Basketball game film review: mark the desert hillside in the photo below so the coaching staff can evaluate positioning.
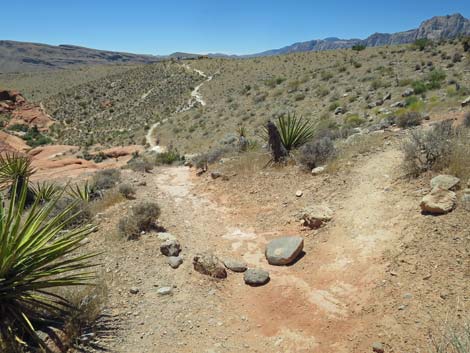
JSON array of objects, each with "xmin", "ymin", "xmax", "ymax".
[{"xmin": 0, "ymin": 33, "xmax": 469, "ymax": 353}]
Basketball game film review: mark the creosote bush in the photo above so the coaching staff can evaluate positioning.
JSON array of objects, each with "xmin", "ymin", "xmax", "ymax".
[
  {"xmin": 118, "ymin": 201, "xmax": 161, "ymax": 240},
  {"xmin": 396, "ymin": 112, "xmax": 423, "ymax": 128},
  {"xmin": 92, "ymin": 169, "xmax": 121, "ymax": 190},
  {"xmin": 298, "ymin": 137, "xmax": 336, "ymax": 170},
  {"xmin": 118, "ymin": 183, "xmax": 136, "ymax": 199},
  {"xmin": 402, "ymin": 121, "xmax": 453, "ymax": 176}
]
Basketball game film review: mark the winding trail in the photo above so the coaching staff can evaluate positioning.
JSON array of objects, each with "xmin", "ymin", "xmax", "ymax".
[{"xmin": 145, "ymin": 64, "xmax": 213, "ymax": 152}]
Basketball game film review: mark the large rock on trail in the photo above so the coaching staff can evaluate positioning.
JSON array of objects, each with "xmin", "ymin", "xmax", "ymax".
[
  {"xmin": 420, "ymin": 187, "xmax": 457, "ymax": 214},
  {"xmin": 193, "ymin": 252, "xmax": 227, "ymax": 279},
  {"xmin": 299, "ymin": 205, "xmax": 333, "ymax": 229},
  {"xmin": 430, "ymin": 175, "xmax": 460, "ymax": 191},
  {"xmin": 244, "ymin": 269, "xmax": 270, "ymax": 286},
  {"xmin": 265, "ymin": 236, "xmax": 304, "ymax": 265}
]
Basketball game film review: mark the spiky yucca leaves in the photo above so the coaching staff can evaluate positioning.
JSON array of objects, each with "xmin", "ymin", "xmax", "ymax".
[
  {"xmin": 0, "ymin": 181, "xmax": 97, "ymax": 352},
  {"xmin": 0, "ymin": 154, "xmax": 35, "ymax": 189},
  {"xmin": 275, "ymin": 113, "xmax": 315, "ymax": 151},
  {"xmin": 66, "ymin": 182, "xmax": 92, "ymax": 202},
  {"xmin": 31, "ymin": 182, "xmax": 61, "ymax": 203}
]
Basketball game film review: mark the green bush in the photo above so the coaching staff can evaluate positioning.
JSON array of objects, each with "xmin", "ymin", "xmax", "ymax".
[
  {"xmin": 352, "ymin": 44, "xmax": 366, "ymax": 51},
  {"xmin": 344, "ymin": 114, "xmax": 366, "ymax": 128},
  {"xmin": 413, "ymin": 38, "xmax": 432, "ymax": 51},
  {"xmin": 412, "ymin": 81, "xmax": 427, "ymax": 94},
  {"xmin": 154, "ymin": 149, "xmax": 184, "ymax": 165}
]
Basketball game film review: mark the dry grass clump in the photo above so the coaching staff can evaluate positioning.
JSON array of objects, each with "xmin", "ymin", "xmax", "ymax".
[
  {"xmin": 88, "ymin": 189, "xmax": 125, "ymax": 215},
  {"xmin": 118, "ymin": 201, "xmax": 161, "ymax": 240},
  {"xmin": 428, "ymin": 316, "xmax": 470, "ymax": 353},
  {"xmin": 396, "ymin": 111, "xmax": 423, "ymax": 128}
]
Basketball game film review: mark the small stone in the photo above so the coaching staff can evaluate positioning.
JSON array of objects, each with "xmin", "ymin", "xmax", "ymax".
[
  {"xmin": 168, "ymin": 256, "xmax": 183, "ymax": 269},
  {"xmin": 372, "ymin": 342, "xmax": 384, "ymax": 353},
  {"xmin": 211, "ymin": 171, "xmax": 222, "ymax": 179},
  {"xmin": 129, "ymin": 287, "xmax": 139, "ymax": 294},
  {"xmin": 311, "ymin": 166, "xmax": 326, "ymax": 175},
  {"xmin": 196, "ymin": 168, "xmax": 206, "ymax": 176},
  {"xmin": 157, "ymin": 287, "xmax": 173, "ymax": 295},
  {"xmin": 193, "ymin": 252, "xmax": 227, "ymax": 279},
  {"xmin": 223, "ymin": 259, "xmax": 247, "ymax": 272},
  {"xmin": 244, "ymin": 269, "xmax": 270, "ymax": 286},
  {"xmin": 160, "ymin": 239, "xmax": 181, "ymax": 257},
  {"xmin": 398, "ymin": 304, "xmax": 406, "ymax": 310},
  {"xmin": 295, "ymin": 190, "xmax": 303, "ymax": 197},
  {"xmin": 157, "ymin": 232, "xmax": 176, "ymax": 241},
  {"xmin": 265, "ymin": 236, "xmax": 304, "ymax": 266}
]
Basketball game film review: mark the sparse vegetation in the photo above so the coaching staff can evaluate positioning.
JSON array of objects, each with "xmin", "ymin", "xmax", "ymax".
[
  {"xmin": 92, "ymin": 169, "xmax": 121, "ymax": 190},
  {"xmin": 118, "ymin": 201, "xmax": 161, "ymax": 239},
  {"xmin": 298, "ymin": 137, "xmax": 336, "ymax": 169}
]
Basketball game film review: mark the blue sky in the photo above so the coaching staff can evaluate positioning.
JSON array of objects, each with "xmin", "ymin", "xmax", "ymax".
[{"xmin": 3, "ymin": 1, "xmax": 470, "ymax": 55}]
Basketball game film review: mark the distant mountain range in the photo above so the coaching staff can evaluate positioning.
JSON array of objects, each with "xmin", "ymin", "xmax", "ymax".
[
  {"xmin": 0, "ymin": 41, "xmax": 162, "ymax": 73},
  {"xmin": 1, "ymin": 13, "xmax": 469, "ymax": 73},
  {"xmin": 250, "ymin": 13, "xmax": 470, "ymax": 56}
]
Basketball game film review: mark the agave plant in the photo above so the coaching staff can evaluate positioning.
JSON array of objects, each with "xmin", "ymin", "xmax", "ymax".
[
  {"xmin": 0, "ymin": 181, "xmax": 97, "ymax": 351},
  {"xmin": 0, "ymin": 154, "xmax": 36, "ymax": 201},
  {"xmin": 275, "ymin": 112, "xmax": 315, "ymax": 151}
]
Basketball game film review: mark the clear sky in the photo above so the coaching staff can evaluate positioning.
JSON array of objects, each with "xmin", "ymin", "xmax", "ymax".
[{"xmin": 3, "ymin": 1, "xmax": 470, "ymax": 55}]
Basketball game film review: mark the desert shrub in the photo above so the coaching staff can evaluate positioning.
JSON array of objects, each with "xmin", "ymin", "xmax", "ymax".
[
  {"xmin": 127, "ymin": 158, "xmax": 153, "ymax": 173},
  {"xmin": 352, "ymin": 44, "xmax": 366, "ymax": 51},
  {"xmin": 252, "ymin": 92, "xmax": 268, "ymax": 103},
  {"xmin": 396, "ymin": 112, "xmax": 423, "ymax": 128},
  {"xmin": 462, "ymin": 36, "xmax": 470, "ymax": 52},
  {"xmin": 429, "ymin": 319, "xmax": 470, "ymax": 353},
  {"xmin": 401, "ymin": 120, "xmax": 455, "ymax": 176},
  {"xmin": 452, "ymin": 52, "xmax": 463, "ymax": 63},
  {"xmin": 51, "ymin": 197, "xmax": 93, "ymax": 227},
  {"xmin": 298, "ymin": 137, "xmax": 336, "ymax": 169},
  {"xmin": 413, "ymin": 38, "xmax": 432, "ymax": 51},
  {"xmin": 118, "ymin": 183, "xmax": 136, "ymax": 199},
  {"xmin": 193, "ymin": 146, "xmax": 233, "ymax": 169},
  {"xmin": 427, "ymin": 69, "xmax": 446, "ymax": 90},
  {"xmin": 154, "ymin": 149, "xmax": 184, "ymax": 165},
  {"xmin": 344, "ymin": 114, "xmax": 366, "ymax": 128},
  {"xmin": 92, "ymin": 169, "xmax": 121, "ymax": 190},
  {"xmin": 412, "ymin": 80, "xmax": 427, "ymax": 94},
  {"xmin": 118, "ymin": 201, "xmax": 160, "ymax": 239}
]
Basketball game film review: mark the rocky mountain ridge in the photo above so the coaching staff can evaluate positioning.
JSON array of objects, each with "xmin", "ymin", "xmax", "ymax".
[{"xmin": 252, "ymin": 13, "xmax": 470, "ymax": 56}]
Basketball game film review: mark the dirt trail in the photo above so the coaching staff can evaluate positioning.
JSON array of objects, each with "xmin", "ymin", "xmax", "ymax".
[
  {"xmin": 145, "ymin": 64, "xmax": 212, "ymax": 152},
  {"xmin": 94, "ymin": 143, "xmax": 419, "ymax": 353}
]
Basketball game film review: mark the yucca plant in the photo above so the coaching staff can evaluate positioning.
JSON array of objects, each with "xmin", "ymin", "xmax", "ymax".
[
  {"xmin": 275, "ymin": 112, "xmax": 315, "ymax": 151},
  {"xmin": 66, "ymin": 182, "xmax": 92, "ymax": 202},
  {"xmin": 0, "ymin": 181, "xmax": 97, "ymax": 352},
  {"xmin": 31, "ymin": 182, "xmax": 61, "ymax": 203},
  {"xmin": 0, "ymin": 154, "xmax": 36, "ymax": 203}
]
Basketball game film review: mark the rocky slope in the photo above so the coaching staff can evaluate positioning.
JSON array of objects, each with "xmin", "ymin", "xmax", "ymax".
[
  {"xmin": 253, "ymin": 13, "xmax": 470, "ymax": 56},
  {"xmin": 0, "ymin": 40, "xmax": 161, "ymax": 73}
]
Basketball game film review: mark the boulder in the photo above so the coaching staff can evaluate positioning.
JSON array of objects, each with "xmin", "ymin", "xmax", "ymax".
[
  {"xmin": 391, "ymin": 101, "xmax": 405, "ymax": 108},
  {"xmin": 299, "ymin": 205, "xmax": 333, "ymax": 229},
  {"xmin": 334, "ymin": 107, "xmax": 345, "ymax": 115},
  {"xmin": 244, "ymin": 269, "xmax": 270, "ymax": 286},
  {"xmin": 420, "ymin": 187, "xmax": 456, "ymax": 214},
  {"xmin": 160, "ymin": 239, "xmax": 181, "ymax": 257},
  {"xmin": 265, "ymin": 236, "xmax": 304, "ymax": 266},
  {"xmin": 402, "ymin": 88, "xmax": 414, "ymax": 97},
  {"xmin": 193, "ymin": 252, "xmax": 227, "ymax": 279},
  {"xmin": 383, "ymin": 92, "xmax": 392, "ymax": 101},
  {"xmin": 461, "ymin": 96, "xmax": 470, "ymax": 107},
  {"xmin": 430, "ymin": 175, "xmax": 460, "ymax": 190},
  {"xmin": 223, "ymin": 259, "xmax": 247, "ymax": 273}
]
